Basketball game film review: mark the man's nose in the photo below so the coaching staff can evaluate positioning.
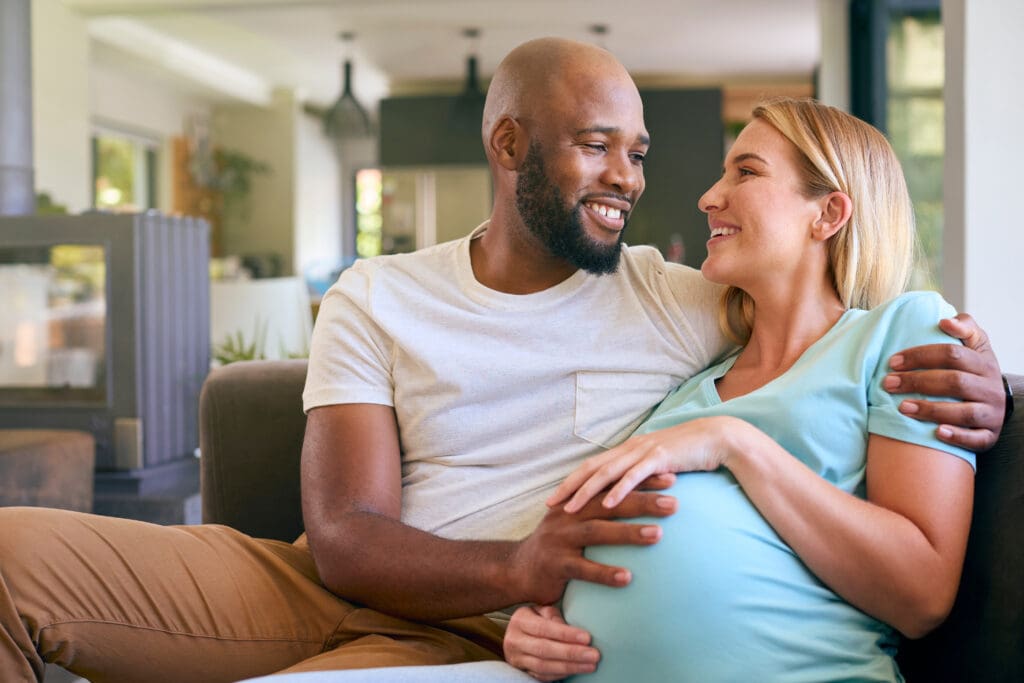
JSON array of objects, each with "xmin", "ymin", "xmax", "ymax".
[{"xmin": 601, "ymin": 151, "xmax": 642, "ymax": 195}]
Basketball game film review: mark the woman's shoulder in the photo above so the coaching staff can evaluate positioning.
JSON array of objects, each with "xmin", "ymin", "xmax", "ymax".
[
  {"xmin": 858, "ymin": 290, "xmax": 958, "ymax": 332},
  {"xmin": 875, "ymin": 290, "xmax": 955, "ymax": 316}
]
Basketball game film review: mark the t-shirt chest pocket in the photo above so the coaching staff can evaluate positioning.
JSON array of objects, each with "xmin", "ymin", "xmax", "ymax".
[{"xmin": 574, "ymin": 371, "xmax": 678, "ymax": 449}]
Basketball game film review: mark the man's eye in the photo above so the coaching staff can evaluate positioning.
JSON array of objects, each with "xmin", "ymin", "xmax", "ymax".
[
  {"xmin": 630, "ymin": 153, "xmax": 646, "ymax": 164},
  {"xmin": 584, "ymin": 143, "xmax": 607, "ymax": 152}
]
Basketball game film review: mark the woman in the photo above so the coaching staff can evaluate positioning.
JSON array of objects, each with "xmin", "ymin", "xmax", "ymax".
[{"xmin": 503, "ymin": 98, "xmax": 975, "ymax": 681}]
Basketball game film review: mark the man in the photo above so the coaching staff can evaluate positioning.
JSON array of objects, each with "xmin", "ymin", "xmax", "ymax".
[{"xmin": 0, "ymin": 38, "xmax": 1006, "ymax": 682}]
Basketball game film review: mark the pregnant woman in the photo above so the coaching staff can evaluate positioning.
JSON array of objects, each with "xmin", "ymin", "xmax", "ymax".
[{"xmin": 505, "ymin": 97, "xmax": 975, "ymax": 682}]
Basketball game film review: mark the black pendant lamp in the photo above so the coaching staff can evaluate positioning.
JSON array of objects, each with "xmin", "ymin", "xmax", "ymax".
[
  {"xmin": 449, "ymin": 27, "xmax": 485, "ymax": 132},
  {"xmin": 323, "ymin": 31, "xmax": 375, "ymax": 140}
]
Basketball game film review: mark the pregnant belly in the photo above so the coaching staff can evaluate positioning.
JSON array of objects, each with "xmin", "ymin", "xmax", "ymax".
[{"xmin": 561, "ymin": 472, "xmax": 897, "ymax": 682}]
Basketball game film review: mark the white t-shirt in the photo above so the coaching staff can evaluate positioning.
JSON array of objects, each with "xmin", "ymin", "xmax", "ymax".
[{"xmin": 303, "ymin": 223, "xmax": 729, "ymax": 541}]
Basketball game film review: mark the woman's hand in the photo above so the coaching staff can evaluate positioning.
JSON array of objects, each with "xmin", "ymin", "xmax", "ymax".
[
  {"xmin": 503, "ymin": 604, "xmax": 599, "ymax": 681},
  {"xmin": 547, "ymin": 416, "xmax": 749, "ymax": 513}
]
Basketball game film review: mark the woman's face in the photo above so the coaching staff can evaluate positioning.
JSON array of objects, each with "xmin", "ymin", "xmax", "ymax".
[{"xmin": 697, "ymin": 119, "xmax": 825, "ymax": 291}]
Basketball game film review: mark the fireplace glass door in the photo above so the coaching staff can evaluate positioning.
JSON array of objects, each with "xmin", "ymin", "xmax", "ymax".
[{"xmin": 0, "ymin": 244, "xmax": 106, "ymax": 401}]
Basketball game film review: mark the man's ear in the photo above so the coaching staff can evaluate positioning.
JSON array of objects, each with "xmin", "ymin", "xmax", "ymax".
[
  {"xmin": 489, "ymin": 117, "xmax": 523, "ymax": 171},
  {"xmin": 812, "ymin": 191, "xmax": 853, "ymax": 241}
]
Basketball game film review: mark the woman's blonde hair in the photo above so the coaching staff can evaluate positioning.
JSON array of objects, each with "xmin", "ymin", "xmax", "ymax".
[{"xmin": 718, "ymin": 97, "xmax": 917, "ymax": 344}]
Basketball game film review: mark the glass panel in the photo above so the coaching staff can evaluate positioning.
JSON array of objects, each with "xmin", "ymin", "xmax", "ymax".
[
  {"xmin": 0, "ymin": 245, "xmax": 106, "ymax": 400},
  {"xmin": 379, "ymin": 170, "xmax": 419, "ymax": 255},
  {"xmin": 887, "ymin": 13, "xmax": 943, "ymax": 290},
  {"xmin": 355, "ymin": 168, "xmax": 383, "ymax": 258}
]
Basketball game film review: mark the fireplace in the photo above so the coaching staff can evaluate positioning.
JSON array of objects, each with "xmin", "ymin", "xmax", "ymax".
[{"xmin": 0, "ymin": 212, "xmax": 210, "ymax": 522}]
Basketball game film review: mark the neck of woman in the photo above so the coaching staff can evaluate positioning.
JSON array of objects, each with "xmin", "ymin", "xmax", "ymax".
[{"xmin": 733, "ymin": 284, "xmax": 847, "ymax": 379}]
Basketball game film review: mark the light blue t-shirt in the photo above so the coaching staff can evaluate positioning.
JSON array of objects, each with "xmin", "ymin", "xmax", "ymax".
[{"xmin": 563, "ymin": 291, "xmax": 975, "ymax": 682}]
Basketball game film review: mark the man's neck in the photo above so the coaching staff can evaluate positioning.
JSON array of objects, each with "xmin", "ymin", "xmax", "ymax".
[{"xmin": 470, "ymin": 217, "xmax": 579, "ymax": 294}]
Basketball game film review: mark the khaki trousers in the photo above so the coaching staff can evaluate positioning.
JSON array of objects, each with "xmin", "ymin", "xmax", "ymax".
[{"xmin": 0, "ymin": 508, "xmax": 504, "ymax": 683}]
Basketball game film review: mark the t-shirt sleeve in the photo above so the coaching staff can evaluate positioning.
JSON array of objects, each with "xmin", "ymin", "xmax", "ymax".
[
  {"xmin": 866, "ymin": 292, "xmax": 976, "ymax": 470},
  {"xmin": 659, "ymin": 260, "xmax": 733, "ymax": 369},
  {"xmin": 302, "ymin": 262, "xmax": 395, "ymax": 412}
]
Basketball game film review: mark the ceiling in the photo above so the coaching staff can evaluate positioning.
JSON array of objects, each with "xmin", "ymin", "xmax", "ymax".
[{"xmin": 69, "ymin": 0, "xmax": 822, "ymax": 109}]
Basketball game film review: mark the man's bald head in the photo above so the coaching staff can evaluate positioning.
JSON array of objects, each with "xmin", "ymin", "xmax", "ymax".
[{"xmin": 481, "ymin": 37, "xmax": 637, "ymax": 153}]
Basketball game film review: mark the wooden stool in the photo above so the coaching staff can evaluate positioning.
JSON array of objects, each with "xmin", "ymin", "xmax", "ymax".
[{"xmin": 0, "ymin": 429, "xmax": 95, "ymax": 512}]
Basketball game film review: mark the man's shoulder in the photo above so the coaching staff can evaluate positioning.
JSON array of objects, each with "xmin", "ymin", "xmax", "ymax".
[
  {"xmin": 339, "ymin": 238, "xmax": 464, "ymax": 286},
  {"xmin": 619, "ymin": 244, "xmax": 723, "ymax": 302}
]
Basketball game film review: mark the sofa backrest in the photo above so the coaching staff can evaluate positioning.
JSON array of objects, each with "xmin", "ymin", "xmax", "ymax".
[
  {"xmin": 896, "ymin": 373, "xmax": 1024, "ymax": 681},
  {"xmin": 200, "ymin": 359, "xmax": 308, "ymax": 542}
]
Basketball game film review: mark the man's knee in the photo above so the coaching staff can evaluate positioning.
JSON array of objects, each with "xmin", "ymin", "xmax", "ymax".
[{"xmin": 0, "ymin": 506, "xmax": 66, "ymax": 553}]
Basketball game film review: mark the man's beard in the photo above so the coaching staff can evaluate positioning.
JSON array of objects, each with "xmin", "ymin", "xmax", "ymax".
[{"xmin": 515, "ymin": 143, "xmax": 626, "ymax": 275}]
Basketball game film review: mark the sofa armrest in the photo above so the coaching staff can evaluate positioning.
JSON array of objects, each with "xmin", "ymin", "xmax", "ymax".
[
  {"xmin": 896, "ymin": 372, "xmax": 1024, "ymax": 682},
  {"xmin": 199, "ymin": 359, "xmax": 309, "ymax": 541}
]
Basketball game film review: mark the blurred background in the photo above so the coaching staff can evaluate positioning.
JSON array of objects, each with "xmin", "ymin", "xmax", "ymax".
[{"xmin": 0, "ymin": 0, "xmax": 1020, "ymax": 528}]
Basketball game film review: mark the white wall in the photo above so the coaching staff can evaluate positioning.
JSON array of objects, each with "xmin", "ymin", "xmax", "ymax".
[
  {"xmin": 90, "ymin": 61, "xmax": 213, "ymax": 214},
  {"xmin": 31, "ymin": 0, "xmax": 91, "ymax": 212},
  {"xmin": 943, "ymin": 0, "xmax": 1024, "ymax": 372},
  {"xmin": 293, "ymin": 110, "xmax": 342, "ymax": 278},
  {"xmin": 816, "ymin": 0, "xmax": 849, "ymax": 111},
  {"xmin": 212, "ymin": 88, "xmax": 297, "ymax": 274}
]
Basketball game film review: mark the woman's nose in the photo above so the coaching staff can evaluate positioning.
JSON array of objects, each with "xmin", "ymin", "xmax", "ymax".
[{"xmin": 698, "ymin": 178, "xmax": 724, "ymax": 213}]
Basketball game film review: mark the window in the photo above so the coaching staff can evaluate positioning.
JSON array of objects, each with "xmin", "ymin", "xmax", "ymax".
[
  {"xmin": 851, "ymin": 1, "xmax": 943, "ymax": 290},
  {"xmin": 92, "ymin": 128, "xmax": 158, "ymax": 212}
]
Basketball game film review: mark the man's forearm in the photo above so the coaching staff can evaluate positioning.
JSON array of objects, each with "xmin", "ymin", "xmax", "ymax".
[{"xmin": 310, "ymin": 509, "xmax": 521, "ymax": 621}]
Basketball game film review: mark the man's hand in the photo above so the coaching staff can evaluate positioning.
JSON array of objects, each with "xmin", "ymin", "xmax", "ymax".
[
  {"xmin": 507, "ymin": 489, "xmax": 677, "ymax": 607},
  {"xmin": 885, "ymin": 313, "xmax": 1005, "ymax": 451}
]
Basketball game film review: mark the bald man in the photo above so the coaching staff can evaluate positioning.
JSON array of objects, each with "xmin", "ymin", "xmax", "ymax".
[{"xmin": 0, "ymin": 38, "xmax": 1006, "ymax": 682}]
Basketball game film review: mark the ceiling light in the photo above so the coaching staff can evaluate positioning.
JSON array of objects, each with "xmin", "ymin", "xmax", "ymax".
[
  {"xmin": 449, "ymin": 27, "xmax": 485, "ymax": 132},
  {"xmin": 323, "ymin": 31, "xmax": 375, "ymax": 140}
]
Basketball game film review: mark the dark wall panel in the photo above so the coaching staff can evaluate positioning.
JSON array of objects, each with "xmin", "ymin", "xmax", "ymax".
[
  {"xmin": 630, "ymin": 88, "xmax": 723, "ymax": 268},
  {"xmin": 379, "ymin": 95, "xmax": 486, "ymax": 167}
]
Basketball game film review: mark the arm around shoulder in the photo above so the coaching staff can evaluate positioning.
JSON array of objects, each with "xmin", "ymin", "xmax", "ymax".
[{"xmin": 884, "ymin": 296, "xmax": 1006, "ymax": 450}]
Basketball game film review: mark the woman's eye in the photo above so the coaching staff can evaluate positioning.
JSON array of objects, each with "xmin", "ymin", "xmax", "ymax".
[{"xmin": 739, "ymin": 167, "xmax": 756, "ymax": 177}]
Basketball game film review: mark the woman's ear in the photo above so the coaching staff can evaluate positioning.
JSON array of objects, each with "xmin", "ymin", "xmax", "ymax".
[
  {"xmin": 812, "ymin": 192, "xmax": 853, "ymax": 241},
  {"xmin": 489, "ymin": 117, "xmax": 523, "ymax": 171}
]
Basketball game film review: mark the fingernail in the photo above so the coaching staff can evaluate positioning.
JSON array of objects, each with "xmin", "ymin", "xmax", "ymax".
[
  {"xmin": 577, "ymin": 633, "xmax": 591, "ymax": 645},
  {"xmin": 938, "ymin": 425, "xmax": 953, "ymax": 438},
  {"xmin": 899, "ymin": 400, "xmax": 918, "ymax": 414},
  {"xmin": 614, "ymin": 570, "xmax": 631, "ymax": 584},
  {"xmin": 640, "ymin": 525, "xmax": 661, "ymax": 539},
  {"xmin": 656, "ymin": 495, "xmax": 675, "ymax": 509},
  {"xmin": 889, "ymin": 354, "xmax": 904, "ymax": 370},
  {"xmin": 582, "ymin": 650, "xmax": 599, "ymax": 662},
  {"xmin": 883, "ymin": 375, "xmax": 901, "ymax": 390}
]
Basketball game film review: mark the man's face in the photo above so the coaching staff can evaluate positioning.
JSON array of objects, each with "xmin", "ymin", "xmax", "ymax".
[
  {"xmin": 515, "ymin": 142, "xmax": 625, "ymax": 275},
  {"xmin": 513, "ymin": 77, "xmax": 649, "ymax": 275}
]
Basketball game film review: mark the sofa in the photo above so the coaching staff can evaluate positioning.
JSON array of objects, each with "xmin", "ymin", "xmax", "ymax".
[{"xmin": 200, "ymin": 360, "xmax": 1023, "ymax": 682}]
